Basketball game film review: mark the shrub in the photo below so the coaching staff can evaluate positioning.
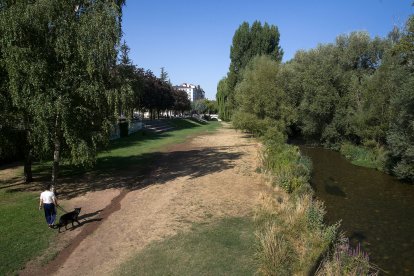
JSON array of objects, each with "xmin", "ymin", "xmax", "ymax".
[
  {"xmin": 261, "ymin": 138, "xmax": 312, "ymax": 193},
  {"xmin": 340, "ymin": 142, "xmax": 386, "ymax": 171},
  {"xmin": 255, "ymin": 192, "xmax": 338, "ymax": 275},
  {"xmin": 232, "ymin": 111, "xmax": 277, "ymax": 137},
  {"xmin": 316, "ymin": 237, "xmax": 378, "ymax": 276}
]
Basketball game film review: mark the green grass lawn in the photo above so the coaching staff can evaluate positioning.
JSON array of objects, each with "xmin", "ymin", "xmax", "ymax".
[
  {"xmin": 115, "ymin": 217, "xmax": 258, "ymax": 276},
  {"xmin": 0, "ymin": 118, "xmax": 220, "ymax": 275},
  {"xmin": 96, "ymin": 119, "xmax": 219, "ymax": 170},
  {"xmin": 0, "ymin": 189, "xmax": 57, "ymax": 275},
  {"xmin": 32, "ymin": 118, "xmax": 220, "ymax": 177}
]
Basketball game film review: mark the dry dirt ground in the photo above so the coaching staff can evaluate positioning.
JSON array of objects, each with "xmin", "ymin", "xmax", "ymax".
[{"xmin": 20, "ymin": 123, "xmax": 269, "ymax": 275}]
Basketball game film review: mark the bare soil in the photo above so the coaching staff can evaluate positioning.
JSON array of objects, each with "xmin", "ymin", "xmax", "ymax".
[{"xmin": 19, "ymin": 123, "xmax": 268, "ymax": 275}]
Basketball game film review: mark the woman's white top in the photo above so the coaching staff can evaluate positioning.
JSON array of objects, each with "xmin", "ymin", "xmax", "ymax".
[{"xmin": 40, "ymin": 190, "xmax": 56, "ymax": 204}]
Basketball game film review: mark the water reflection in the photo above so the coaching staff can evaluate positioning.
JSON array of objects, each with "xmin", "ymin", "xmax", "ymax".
[{"xmin": 301, "ymin": 146, "xmax": 414, "ymax": 275}]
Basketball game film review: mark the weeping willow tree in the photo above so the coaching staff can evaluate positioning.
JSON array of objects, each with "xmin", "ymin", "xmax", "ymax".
[{"xmin": 0, "ymin": 0, "xmax": 125, "ymax": 185}]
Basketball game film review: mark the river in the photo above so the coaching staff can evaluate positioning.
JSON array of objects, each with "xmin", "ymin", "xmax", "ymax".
[{"xmin": 300, "ymin": 146, "xmax": 414, "ymax": 275}]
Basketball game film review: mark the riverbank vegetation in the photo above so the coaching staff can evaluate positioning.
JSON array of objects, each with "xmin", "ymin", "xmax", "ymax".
[
  {"xmin": 220, "ymin": 20, "xmax": 382, "ymax": 274},
  {"xmin": 339, "ymin": 142, "xmax": 387, "ymax": 170},
  {"xmin": 218, "ymin": 13, "xmax": 414, "ymax": 183}
]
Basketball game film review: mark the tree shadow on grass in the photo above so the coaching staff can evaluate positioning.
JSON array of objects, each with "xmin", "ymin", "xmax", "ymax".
[{"xmin": 7, "ymin": 146, "xmax": 244, "ymax": 200}]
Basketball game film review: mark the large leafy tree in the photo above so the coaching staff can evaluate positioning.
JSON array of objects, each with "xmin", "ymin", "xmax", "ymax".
[
  {"xmin": 0, "ymin": 0, "xmax": 125, "ymax": 185},
  {"xmin": 218, "ymin": 21, "xmax": 283, "ymax": 121},
  {"xmin": 113, "ymin": 40, "xmax": 136, "ymax": 119},
  {"xmin": 229, "ymin": 21, "xmax": 283, "ymax": 89},
  {"xmin": 172, "ymin": 89, "xmax": 191, "ymax": 115},
  {"xmin": 192, "ymin": 99, "xmax": 208, "ymax": 114},
  {"xmin": 216, "ymin": 77, "xmax": 231, "ymax": 120},
  {"xmin": 204, "ymin": 99, "xmax": 218, "ymax": 114},
  {"xmin": 292, "ymin": 32, "xmax": 389, "ymax": 145},
  {"xmin": 386, "ymin": 15, "xmax": 414, "ymax": 182},
  {"xmin": 0, "ymin": 44, "xmax": 27, "ymax": 171},
  {"xmin": 235, "ymin": 55, "xmax": 295, "ymax": 126}
]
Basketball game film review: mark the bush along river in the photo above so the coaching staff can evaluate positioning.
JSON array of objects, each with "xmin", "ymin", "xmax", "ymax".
[{"xmin": 300, "ymin": 146, "xmax": 414, "ymax": 275}]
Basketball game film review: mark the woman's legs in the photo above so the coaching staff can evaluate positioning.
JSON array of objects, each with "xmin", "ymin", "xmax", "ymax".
[{"xmin": 43, "ymin": 203, "xmax": 56, "ymax": 225}]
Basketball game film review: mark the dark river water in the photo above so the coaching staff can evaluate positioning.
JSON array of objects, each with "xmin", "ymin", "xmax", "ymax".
[{"xmin": 300, "ymin": 146, "xmax": 414, "ymax": 275}]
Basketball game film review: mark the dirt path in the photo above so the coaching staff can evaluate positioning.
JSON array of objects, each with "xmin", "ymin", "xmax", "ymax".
[{"xmin": 22, "ymin": 123, "xmax": 268, "ymax": 275}]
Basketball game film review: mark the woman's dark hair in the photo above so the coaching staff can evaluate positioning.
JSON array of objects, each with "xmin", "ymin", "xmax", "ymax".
[{"xmin": 45, "ymin": 183, "xmax": 52, "ymax": 190}]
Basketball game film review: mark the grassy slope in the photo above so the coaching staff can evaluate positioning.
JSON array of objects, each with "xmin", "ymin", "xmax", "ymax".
[
  {"xmin": 32, "ymin": 119, "xmax": 220, "ymax": 177},
  {"xmin": 97, "ymin": 119, "xmax": 218, "ymax": 170},
  {"xmin": 0, "ymin": 119, "xmax": 220, "ymax": 275},
  {"xmin": 116, "ymin": 217, "xmax": 257, "ymax": 276}
]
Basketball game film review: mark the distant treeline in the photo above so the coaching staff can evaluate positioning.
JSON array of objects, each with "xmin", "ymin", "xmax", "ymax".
[
  {"xmin": 217, "ymin": 16, "xmax": 414, "ymax": 182},
  {"xmin": 114, "ymin": 43, "xmax": 192, "ymax": 120}
]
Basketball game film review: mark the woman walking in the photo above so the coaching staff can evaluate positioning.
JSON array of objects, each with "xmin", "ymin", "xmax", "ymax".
[{"xmin": 39, "ymin": 184, "xmax": 58, "ymax": 228}]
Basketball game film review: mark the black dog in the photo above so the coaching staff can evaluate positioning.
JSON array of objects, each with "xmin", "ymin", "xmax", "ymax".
[{"xmin": 58, "ymin": 208, "xmax": 81, "ymax": 233}]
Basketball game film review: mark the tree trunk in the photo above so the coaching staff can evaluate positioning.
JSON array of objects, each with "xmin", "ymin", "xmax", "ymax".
[
  {"xmin": 24, "ymin": 147, "xmax": 33, "ymax": 183},
  {"xmin": 23, "ymin": 125, "xmax": 33, "ymax": 183},
  {"xmin": 52, "ymin": 115, "xmax": 61, "ymax": 185}
]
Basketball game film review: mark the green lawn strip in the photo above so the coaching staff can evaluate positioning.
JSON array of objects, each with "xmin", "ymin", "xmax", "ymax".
[
  {"xmin": 0, "ymin": 189, "xmax": 57, "ymax": 275},
  {"xmin": 116, "ymin": 217, "xmax": 257, "ymax": 276},
  {"xmin": 32, "ymin": 119, "xmax": 220, "ymax": 177}
]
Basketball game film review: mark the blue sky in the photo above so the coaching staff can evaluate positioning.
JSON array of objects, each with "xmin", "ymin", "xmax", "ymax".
[{"xmin": 122, "ymin": 0, "xmax": 413, "ymax": 99}]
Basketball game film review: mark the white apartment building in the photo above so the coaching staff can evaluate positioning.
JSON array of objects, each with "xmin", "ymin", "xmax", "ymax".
[{"xmin": 174, "ymin": 83, "xmax": 205, "ymax": 102}]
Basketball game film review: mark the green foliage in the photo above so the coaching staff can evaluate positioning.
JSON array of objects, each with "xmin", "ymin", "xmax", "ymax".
[
  {"xmin": 386, "ymin": 74, "xmax": 414, "ymax": 181},
  {"xmin": 224, "ymin": 14, "xmax": 414, "ymax": 182},
  {"xmin": 0, "ymin": 1, "xmax": 125, "ymax": 180},
  {"xmin": 172, "ymin": 89, "xmax": 191, "ymax": 114},
  {"xmin": 232, "ymin": 111, "xmax": 275, "ymax": 137},
  {"xmin": 192, "ymin": 99, "xmax": 208, "ymax": 114},
  {"xmin": 0, "ymin": 190, "xmax": 57, "ymax": 275},
  {"xmin": 229, "ymin": 21, "xmax": 283, "ymax": 83},
  {"xmin": 113, "ymin": 41, "xmax": 136, "ymax": 118},
  {"xmin": 235, "ymin": 55, "xmax": 296, "ymax": 125},
  {"xmin": 262, "ymin": 138, "xmax": 312, "ymax": 193},
  {"xmin": 292, "ymin": 32, "xmax": 390, "ymax": 145},
  {"xmin": 340, "ymin": 142, "xmax": 387, "ymax": 170},
  {"xmin": 116, "ymin": 217, "xmax": 257, "ymax": 276},
  {"xmin": 216, "ymin": 77, "xmax": 233, "ymax": 121},
  {"xmin": 217, "ymin": 21, "xmax": 283, "ymax": 121},
  {"xmin": 139, "ymin": 70, "xmax": 176, "ymax": 119},
  {"xmin": 200, "ymin": 99, "xmax": 218, "ymax": 114}
]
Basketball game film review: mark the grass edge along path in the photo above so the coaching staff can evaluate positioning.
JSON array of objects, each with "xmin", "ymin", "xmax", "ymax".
[
  {"xmin": 115, "ymin": 216, "xmax": 257, "ymax": 276},
  {"xmin": 0, "ymin": 119, "xmax": 220, "ymax": 275}
]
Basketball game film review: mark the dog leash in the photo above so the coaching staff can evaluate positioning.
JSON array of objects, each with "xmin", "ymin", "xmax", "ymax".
[{"xmin": 57, "ymin": 205, "xmax": 68, "ymax": 213}]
